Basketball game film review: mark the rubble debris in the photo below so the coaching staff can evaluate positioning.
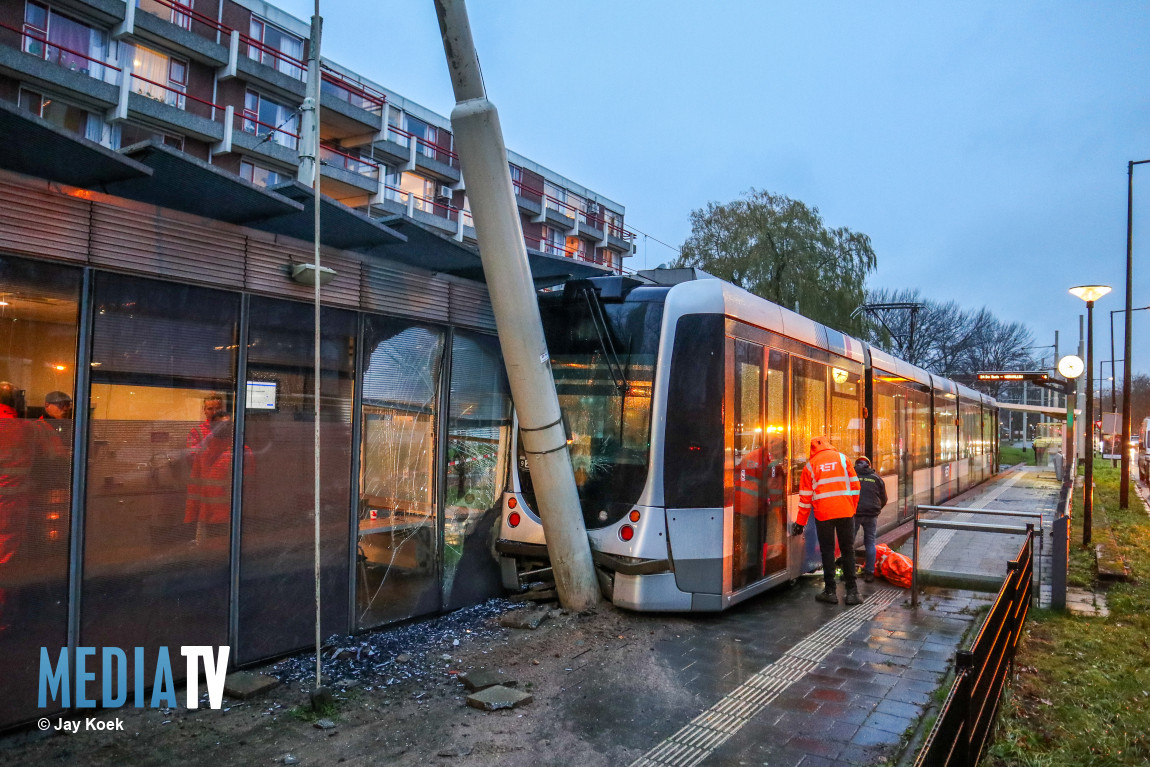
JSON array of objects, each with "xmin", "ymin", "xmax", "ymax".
[
  {"xmin": 465, "ymin": 685, "xmax": 533, "ymax": 711},
  {"xmin": 498, "ymin": 607, "xmax": 550, "ymax": 630},
  {"xmin": 314, "ymin": 719, "xmax": 337, "ymax": 730},
  {"xmin": 282, "ymin": 756, "xmax": 299, "ymax": 765},
  {"xmin": 458, "ymin": 669, "xmax": 517, "ymax": 692},
  {"xmin": 222, "ymin": 672, "xmax": 280, "ymax": 700},
  {"xmin": 266, "ymin": 599, "xmax": 516, "ymax": 688}
]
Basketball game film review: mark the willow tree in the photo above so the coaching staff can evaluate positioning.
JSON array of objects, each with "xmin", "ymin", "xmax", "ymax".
[{"xmin": 672, "ymin": 189, "xmax": 877, "ymax": 335}]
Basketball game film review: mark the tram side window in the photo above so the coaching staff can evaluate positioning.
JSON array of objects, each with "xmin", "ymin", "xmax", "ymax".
[
  {"xmin": 790, "ymin": 357, "xmax": 827, "ymax": 493},
  {"xmin": 872, "ymin": 381, "xmax": 899, "ymax": 475},
  {"xmin": 909, "ymin": 388, "xmax": 932, "ymax": 470},
  {"xmin": 935, "ymin": 394, "xmax": 957, "ymax": 464},
  {"xmin": 828, "ymin": 366, "xmax": 863, "ymax": 460}
]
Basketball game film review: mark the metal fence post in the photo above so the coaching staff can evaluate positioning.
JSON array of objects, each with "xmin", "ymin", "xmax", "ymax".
[
  {"xmin": 1051, "ymin": 515, "xmax": 1068, "ymax": 609},
  {"xmin": 955, "ymin": 650, "xmax": 975, "ymax": 767},
  {"xmin": 912, "ymin": 504, "xmax": 921, "ymax": 608}
]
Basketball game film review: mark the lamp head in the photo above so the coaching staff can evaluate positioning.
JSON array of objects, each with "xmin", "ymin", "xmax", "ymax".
[{"xmin": 1069, "ymin": 285, "xmax": 1112, "ymax": 303}]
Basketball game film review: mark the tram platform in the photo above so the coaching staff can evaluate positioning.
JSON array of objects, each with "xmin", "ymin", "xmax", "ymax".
[{"xmin": 622, "ymin": 463, "xmax": 1062, "ymax": 767}]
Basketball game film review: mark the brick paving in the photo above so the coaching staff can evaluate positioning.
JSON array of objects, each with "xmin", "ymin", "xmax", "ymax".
[{"xmin": 622, "ymin": 466, "xmax": 1060, "ymax": 766}]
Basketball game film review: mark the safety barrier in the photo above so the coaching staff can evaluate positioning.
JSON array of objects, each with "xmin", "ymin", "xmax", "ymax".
[{"xmin": 913, "ymin": 529, "xmax": 1034, "ymax": 767}]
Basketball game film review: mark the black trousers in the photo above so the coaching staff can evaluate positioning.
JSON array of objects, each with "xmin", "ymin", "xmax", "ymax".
[{"xmin": 815, "ymin": 516, "xmax": 856, "ymax": 592}]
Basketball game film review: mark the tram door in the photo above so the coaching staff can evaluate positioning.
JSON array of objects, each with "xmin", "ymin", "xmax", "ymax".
[
  {"xmin": 895, "ymin": 393, "xmax": 913, "ymax": 521},
  {"xmin": 731, "ymin": 340, "xmax": 789, "ymax": 591}
]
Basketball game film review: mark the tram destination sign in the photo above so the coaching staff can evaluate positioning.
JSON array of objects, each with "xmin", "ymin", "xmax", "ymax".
[{"xmin": 976, "ymin": 371, "xmax": 1051, "ymax": 382}]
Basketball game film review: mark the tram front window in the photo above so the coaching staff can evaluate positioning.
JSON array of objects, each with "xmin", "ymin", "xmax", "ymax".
[{"xmin": 517, "ymin": 293, "xmax": 663, "ymax": 529}]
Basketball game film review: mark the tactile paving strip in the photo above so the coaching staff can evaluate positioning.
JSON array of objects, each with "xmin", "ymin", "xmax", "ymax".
[{"xmin": 630, "ymin": 588, "xmax": 902, "ymax": 767}]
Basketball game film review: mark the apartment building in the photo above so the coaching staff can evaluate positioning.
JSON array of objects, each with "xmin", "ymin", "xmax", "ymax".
[
  {"xmin": 0, "ymin": 0, "xmax": 634, "ymax": 269},
  {"xmin": 0, "ymin": 0, "xmax": 636, "ymax": 731}
]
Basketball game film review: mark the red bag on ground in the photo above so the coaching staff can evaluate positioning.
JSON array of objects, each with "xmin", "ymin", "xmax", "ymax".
[
  {"xmin": 873, "ymin": 544, "xmax": 893, "ymax": 575},
  {"xmin": 880, "ymin": 547, "xmax": 914, "ymax": 588}
]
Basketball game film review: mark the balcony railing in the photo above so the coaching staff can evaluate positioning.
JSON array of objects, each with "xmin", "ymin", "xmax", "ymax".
[
  {"xmin": 320, "ymin": 66, "xmax": 386, "ymax": 114},
  {"xmin": 320, "ymin": 143, "xmax": 379, "ymax": 180},
  {"xmin": 3, "ymin": 21, "xmax": 121, "ymax": 85},
  {"xmin": 242, "ymin": 34, "xmax": 306, "ymax": 81},
  {"xmin": 386, "ymin": 125, "xmax": 459, "ymax": 169},
  {"xmin": 130, "ymin": 72, "xmax": 190, "ymax": 111},
  {"xmin": 510, "ymin": 177, "xmax": 634, "ymax": 241},
  {"xmin": 139, "ymin": 0, "xmax": 215, "ymax": 33},
  {"xmin": 524, "ymin": 234, "xmax": 623, "ymax": 273},
  {"xmin": 384, "ymin": 185, "xmax": 464, "ymax": 223}
]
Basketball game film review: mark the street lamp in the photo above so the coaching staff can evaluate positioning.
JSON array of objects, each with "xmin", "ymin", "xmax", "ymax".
[
  {"xmin": 1070, "ymin": 284, "xmax": 1112, "ymax": 546},
  {"xmin": 1121, "ymin": 159, "xmax": 1150, "ymax": 509}
]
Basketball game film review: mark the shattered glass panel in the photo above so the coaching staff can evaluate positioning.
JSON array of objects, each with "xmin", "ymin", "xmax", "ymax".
[
  {"xmin": 357, "ymin": 318, "xmax": 444, "ymax": 629},
  {"xmin": 443, "ymin": 332, "xmax": 510, "ymax": 610}
]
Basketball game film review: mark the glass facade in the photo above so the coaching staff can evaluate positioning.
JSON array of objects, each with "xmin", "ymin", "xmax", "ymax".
[
  {"xmin": 0, "ymin": 256, "xmax": 81, "ymax": 728},
  {"xmin": 357, "ymin": 318, "xmax": 445, "ymax": 629},
  {"xmin": 237, "ymin": 298, "xmax": 356, "ymax": 663},
  {"xmin": 82, "ymin": 274, "xmax": 240, "ymax": 689},
  {"xmin": 0, "ymin": 250, "xmax": 512, "ymax": 728},
  {"xmin": 442, "ymin": 332, "xmax": 511, "ymax": 610}
]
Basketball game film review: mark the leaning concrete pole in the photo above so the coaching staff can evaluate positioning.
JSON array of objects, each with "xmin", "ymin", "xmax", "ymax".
[{"xmin": 433, "ymin": 0, "xmax": 601, "ymax": 611}]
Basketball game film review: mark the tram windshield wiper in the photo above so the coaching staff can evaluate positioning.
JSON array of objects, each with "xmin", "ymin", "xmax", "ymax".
[{"xmin": 567, "ymin": 282, "xmax": 627, "ymax": 393}]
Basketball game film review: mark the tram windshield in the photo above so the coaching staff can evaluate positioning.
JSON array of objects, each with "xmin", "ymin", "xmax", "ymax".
[{"xmin": 517, "ymin": 289, "xmax": 664, "ymax": 529}]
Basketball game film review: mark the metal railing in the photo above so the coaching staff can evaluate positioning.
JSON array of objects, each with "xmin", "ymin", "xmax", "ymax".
[
  {"xmin": 237, "ymin": 110, "xmax": 300, "ymax": 149},
  {"xmin": 320, "ymin": 66, "xmax": 386, "ymax": 114},
  {"xmin": 320, "ymin": 143, "xmax": 379, "ymax": 179},
  {"xmin": 140, "ymin": 0, "xmax": 216, "ymax": 33},
  {"xmin": 914, "ymin": 530, "xmax": 1034, "ymax": 767},
  {"xmin": 3, "ymin": 21, "xmax": 121, "ymax": 84},
  {"xmin": 911, "ymin": 505, "xmax": 1044, "ymax": 607},
  {"xmin": 385, "ymin": 125, "xmax": 459, "ymax": 168}
]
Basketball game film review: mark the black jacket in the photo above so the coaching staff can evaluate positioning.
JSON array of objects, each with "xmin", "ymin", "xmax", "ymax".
[{"xmin": 855, "ymin": 465, "xmax": 887, "ymax": 517}]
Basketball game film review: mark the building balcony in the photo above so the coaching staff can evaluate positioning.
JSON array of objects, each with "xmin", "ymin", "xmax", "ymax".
[
  {"xmin": 125, "ymin": 86, "xmax": 223, "ymax": 142},
  {"xmin": 318, "ymin": 143, "xmax": 379, "ymax": 201},
  {"xmin": 0, "ymin": 22, "xmax": 121, "ymax": 105},
  {"xmin": 127, "ymin": 1, "xmax": 229, "ymax": 67},
  {"xmin": 320, "ymin": 67, "xmax": 385, "ymax": 139}
]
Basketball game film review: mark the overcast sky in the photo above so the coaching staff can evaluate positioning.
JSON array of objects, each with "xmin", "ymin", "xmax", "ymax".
[{"xmin": 279, "ymin": 0, "xmax": 1150, "ymax": 378}]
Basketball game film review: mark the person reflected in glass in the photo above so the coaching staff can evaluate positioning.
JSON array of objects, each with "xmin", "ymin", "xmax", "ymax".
[
  {"xmin": 0, "ymin": 382, "xmax": 31, "ymax": 634},
  {"xmin": 184, "ymin": 394, "xmax": 224, "ymax": 542},
  {"xmin": 184, "ymin": 410, "xmax": 252, "ymax": 545},
  {"xmin": 32, "ymin": 391, "xmax": 73, "ymax": 539}
]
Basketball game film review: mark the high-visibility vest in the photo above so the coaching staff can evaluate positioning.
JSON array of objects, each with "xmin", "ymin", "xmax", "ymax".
[{"xmin": 797, "ymin": 448, "xmax": 860, "ymax": 525}]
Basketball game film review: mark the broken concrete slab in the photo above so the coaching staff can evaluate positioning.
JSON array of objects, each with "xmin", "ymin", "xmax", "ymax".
[
  {"xmin": 223, "ymin": 671, "xmax": 280, "ymax": 700},
  {"xmin": 465, "ymin": 685, "xmax": 533, "ymax": 711},
  {"xmin": 458, "ymin": 668, "xmax": 517, "ymax": 692},
  {"xmin": 314, "ymin": 718, "xmax": 337, "ymax": 730},
  {"xmin": 498, "ymin": 607, "xmax": 550, "ymax": 629}
]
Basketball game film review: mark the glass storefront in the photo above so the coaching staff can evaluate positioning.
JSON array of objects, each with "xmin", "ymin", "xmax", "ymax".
[
  {"xmin": 0, "ymin": 256, "xmax": 81, "ymax": 728},
  {"xmin": 356, "ymin": 318, "xmax": 445, "ymax": 629},
  {"xmin": 237, "ymin": 298, "xmax": 357, "ymax": 664},
  {"xmin": 82, "ymin": 274, "xmax": 240, "ymax": 687},
  {"xmin": 0, "ymin": 252, "xmax": 510, "ymax": 728},
  {"xmin": 443, "ymin": 331, "xmax": 510, "ymax": 610}
]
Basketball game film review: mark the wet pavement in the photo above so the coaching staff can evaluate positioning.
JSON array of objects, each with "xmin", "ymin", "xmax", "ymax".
[{"xmin": 619, "ymin": 464, "xmax": 1059, "ymax": 767}]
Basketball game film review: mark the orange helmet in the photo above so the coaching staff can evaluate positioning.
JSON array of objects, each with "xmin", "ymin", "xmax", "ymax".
[{"xmin": 809, "ymin": 436, "xmax": 834, "ymax": 456}]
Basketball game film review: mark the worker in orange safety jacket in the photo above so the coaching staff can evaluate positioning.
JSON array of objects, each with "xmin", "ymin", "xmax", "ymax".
[{"xmin": 791, "ymin": 435, "xmax": 861, "ymax": 605}]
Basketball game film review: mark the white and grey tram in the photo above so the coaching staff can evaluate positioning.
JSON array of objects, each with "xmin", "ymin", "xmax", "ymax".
[{"xmin": 496, "ymin": 272, "xmax": 999, "ymax": 612}]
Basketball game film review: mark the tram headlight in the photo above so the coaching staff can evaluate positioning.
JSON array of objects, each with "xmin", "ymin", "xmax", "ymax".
[
  {"xmin": 619, "ymin": 524, "xmax": 634, "ymax": 542},
  {"xmin": 508, "ymin": 512, "xmax": 521, "ymax": 528}
]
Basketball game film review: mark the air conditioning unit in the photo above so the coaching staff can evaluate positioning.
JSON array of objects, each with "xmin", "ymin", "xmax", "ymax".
[
  {"xmin": 587, "ymin": 201, "xmax": 601, "ymax": 214},
  {"xmin": 439, "ymin": 185, "xmax": 453, "ymax": 198}
]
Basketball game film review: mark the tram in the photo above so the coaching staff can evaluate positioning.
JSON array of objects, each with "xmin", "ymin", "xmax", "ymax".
[{"xmin": 496, "ymin": 271, "xmax": 999, "ymax": 611}]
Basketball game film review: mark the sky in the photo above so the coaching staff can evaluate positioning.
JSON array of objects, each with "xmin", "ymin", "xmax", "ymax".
[{"xmin": 277, "ymin": 0, "xmax": 1150, "ymax": 377}]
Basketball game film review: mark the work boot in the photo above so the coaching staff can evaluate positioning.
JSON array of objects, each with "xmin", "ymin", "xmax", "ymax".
[
  {"xmin": 864, "ymin": 572, "xmax": 875, "ymax": 584},
  {"xmin": 844, "ymin": 589, "xmax": 863, "ymax": 606},
  {"xmin": 815, "ymin": 589, "xmax": 838, "ymax": 604}
]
